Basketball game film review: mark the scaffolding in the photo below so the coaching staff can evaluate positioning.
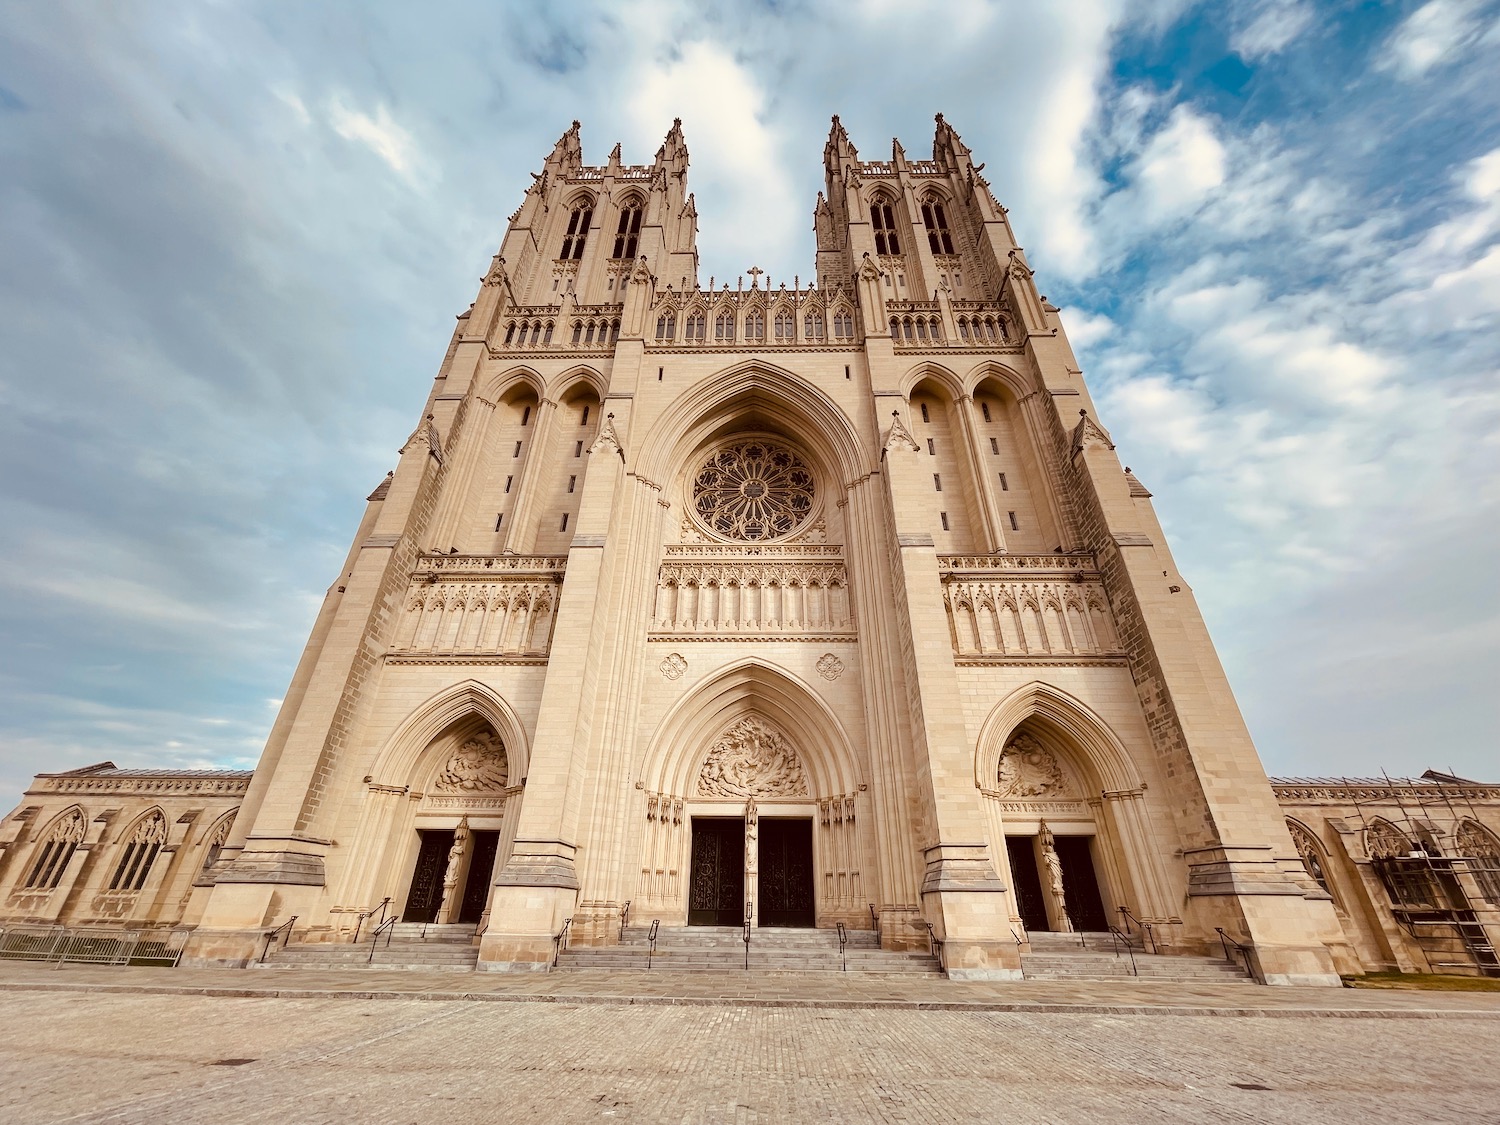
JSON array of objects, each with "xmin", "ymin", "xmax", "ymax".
[{"xmin": 1342, "ymin": 770, "xmax": 1500, "ymax": 978}]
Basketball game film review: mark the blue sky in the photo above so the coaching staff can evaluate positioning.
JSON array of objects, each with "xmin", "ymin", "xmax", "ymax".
[{"xmin": 0, "ymin": 0, "xmax": 1497, "ymax": 803}]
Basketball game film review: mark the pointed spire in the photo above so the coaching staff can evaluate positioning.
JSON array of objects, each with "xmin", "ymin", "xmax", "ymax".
[
  {"xmin": 547, "ymin": 119, "xmax": 583, "ymax": 173},
  {"xmin": 933, "ymin": 112, "xmax": 974, "ymax": 170},
  {"xmin": 824, "ymin": 113, "xmax": 859, "ymax": 172},
  {"xmin": 606, "ymin": 142, "xmax": 622, "ymax": 174}
]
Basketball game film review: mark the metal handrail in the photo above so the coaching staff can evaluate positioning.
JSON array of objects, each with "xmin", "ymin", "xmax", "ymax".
[
  {"xmin": 351, "ymin": 897, "xmax": 392, "ymax": 944},
  {"xmin": 1106, "ymin": 926, "xmax": 1139, "ymax": 976},
  {"xmin": 367, "ymin": 915, "xmax": 397, "ymax": 964},
  {"xmin": 742, "ymin": 901, "xmax": 752, "ymax": 971},
  {"xmin": 836, "ymin": 921, "xmax": 847, "ymax": 972},
  {"xmin": 1010, "ymin": 927, "xmax": 1027, "ymax": 949},
  {"xmin": 868, "ymin": 903, "xmax": 879, "ymax": 942},
  {"xmin": 923, "ymin": 921, "xmax": 944, "ymax": 969},
  {"xmin": 259, "ymin": 916, "xmax": 298, "ymax": 963},
  {"xmin": 1117, "ymin": 906, "xmax": 1156, "ymax": 954},
  {"xmin": 647, "ymin": 919, "xmax": 660, "ymax": 970},
  {"xmin": 1215, "ymin": 927, "xmax": 1253, "ymax": 975},
  {"xmin": 551, "ymin": 918, "xmax": 573, "ymax": 968},
  {"xmin": 619, "ymin": 900, "xmax": 631, "ymax": 942}
]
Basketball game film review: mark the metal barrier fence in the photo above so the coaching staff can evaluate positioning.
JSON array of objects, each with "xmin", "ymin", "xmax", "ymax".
[{"xmin": 0, "ymin": 925, "xmax": 187, "ymax": 967}]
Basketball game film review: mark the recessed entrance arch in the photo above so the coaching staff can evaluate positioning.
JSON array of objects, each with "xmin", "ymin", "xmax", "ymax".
[
  {"xmin": 977, "ymin": 682, "xmax": 1176, "ymax": 933},
  {"xmin": 636, "ymin": 659, "xmax": 868, "ymax": 929}
]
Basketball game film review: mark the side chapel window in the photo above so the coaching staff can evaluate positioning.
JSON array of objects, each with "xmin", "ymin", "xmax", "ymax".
[
  {"xmin": 109, "ymin": 810, "xmax": 167, "ymax": 892},
  {"xmin": 24, "ymin": 808, "xmax": 86, "ymax": 891}
]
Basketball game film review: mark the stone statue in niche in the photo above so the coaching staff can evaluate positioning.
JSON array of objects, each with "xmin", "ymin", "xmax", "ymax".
[
  {"xmin": 434, "ymin": 732, "xmax": 509, "ymax": 792},
  {"xmin": 745, "ymin": 798, "xmax": 758, "ymax": 876},
  {"xmin": 697, "ymin": 717, "xmax": 809, "ymax": 798},
  {"xmin": 1038, "ymin": 819, "xmax": 1072, "ymax": 933},
  {"xmin": 997, "ymin": 733, "xmax": 1070, "ymax": 799}
]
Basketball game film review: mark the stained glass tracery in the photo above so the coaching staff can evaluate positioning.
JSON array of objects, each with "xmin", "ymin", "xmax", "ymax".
[{"xmin": 691, "ymin": 440, "xmax": 815, "ymax": 541}]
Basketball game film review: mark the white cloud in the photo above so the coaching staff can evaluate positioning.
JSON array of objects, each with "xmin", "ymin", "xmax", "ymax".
[
  {"xmin": 328, "ymin": 97, "xmax": 418, "ymax": 177},
  {"xmin": 1231, "ymin": 0, "xmax": 1316, "ymax": 60},
  {"xmin": 629, "ymin": 40, "xmax": 796, "ymax": 279},
  {"xmin": 1377, "ymin": 0, "xmax": 1491, "ymax": 79},
  {"xmin": 1133, "ymin": 105, "xmax": 1226, "ymax": 222}
]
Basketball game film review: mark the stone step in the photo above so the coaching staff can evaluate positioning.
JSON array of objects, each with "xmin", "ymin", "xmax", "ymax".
[{"xmin": 1019, "ymin": 950, "xmax": 1252, "ymax": 982}]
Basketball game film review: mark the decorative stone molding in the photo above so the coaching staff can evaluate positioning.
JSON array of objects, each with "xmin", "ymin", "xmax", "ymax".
[
  {"xmin": 697, "ymin": 718, "xmax": 809, "ymax": 798},
  {"xmin": 652, "ymin": 560, "xmax": 852, "ymax": 635},
  {"xmin": 395, "ymin": 579, "xmax": 559, "ymax": 656},
  {"xmin": 659, "ymin": 652, "xmax": 688, "ymax": 681},
  {"xmin": 815, "ymin": 653, "xmax": 844, "ymax": 681},
  {"xmin": 883, "ymin": 410, "xmax": 920, "ymax": 453},
  {"xmin": 941, "ymin": 577, "xmax": 1118, "ymax": 657}
]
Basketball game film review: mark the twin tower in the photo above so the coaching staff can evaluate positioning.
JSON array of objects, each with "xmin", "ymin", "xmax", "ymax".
[{"xmin": 81, "ymin": 116, "xmax": 1356, "ymax": 981}]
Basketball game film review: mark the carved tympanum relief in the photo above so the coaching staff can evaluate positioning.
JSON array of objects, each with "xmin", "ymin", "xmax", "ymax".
[
  {"xmin": 997, "ymin": 733, "xmax": 1071, "ymax": 799},
  {"xmin": 434, "ymin": 733, "xmax": 509, "ymax": 792},
  {"xmin": 697, "ymin": 717, "xmax": 809, "ymax": 798}
]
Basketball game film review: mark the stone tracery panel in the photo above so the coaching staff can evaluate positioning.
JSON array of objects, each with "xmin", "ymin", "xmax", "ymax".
[
  {"xmin": 941, "ymin": 577, "xmax": 1119, "ymax": 657},
  {"xmin": 652, "ymin": 559, "xmax": 852, "ymax": 635},
  {"xmin": 690, "ymin": 440, "xmax": 816, "ymax": 543},
  {"xmin": 394, "ymin": 578, "xmax": 559, "ymax": 656}
]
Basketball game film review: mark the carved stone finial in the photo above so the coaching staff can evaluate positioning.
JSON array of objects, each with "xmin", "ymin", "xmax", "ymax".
[
  {"xmin": 883, "ymin": 409, "xmax": 920, "ymax": 454},
  {"xmin": 589, "ymin": 412, "xmax": 625, "ymax": 461},
  {"xmin": 1070, "ymin": 410, "xmax": 1115, "ymax": 458}
]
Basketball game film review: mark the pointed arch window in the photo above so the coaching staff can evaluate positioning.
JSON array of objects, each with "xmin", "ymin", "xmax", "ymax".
[
  {"xmin": 684, "ymin": 310, "xmax": 707, "ymax": 341},
  {"xmin": 656, "ymin": 313, "xmax": 676, "ymax": 340},
  {"xmin": 715, "ymin": 310, "xmax": 736, "ymax": 342},
  {"xmin": 109, "ymin": 810, "xmax": 167, "ymax": 892},
  {"xmin": 872, "ymin": 196, "xmax": 901, "ymax": 255},
  {"xmin": 1286, "ymin": 820, "xmax": 1333, "ymax": 898},
  {"xmin": 773, "ymin": 310, "xmax": 795, "ymax": 340},
  {"xmin": 832, "ymin": 310, "xmax": 854, "ymax": 339},
  {"xmin": 560, "ymin": 201, "xmax": 593, "ymax": 260},
  {"xmin": 804, "ymin": 312, "xmax": 824, "ymax": 340},
  {"xmin": 745, "ymin": 310, "xmax": 765, "ymax": 341},
  {"xmin": 201, "ymin": 814, "xmax": 235, "ymax": 874},
  {"xmin": 24, "ymin": 808, "xmax": 86, "ymax": 890},
  {"xmin": 922, "ymin": 197, "xmax": 955, "ymax": 254},
  {"xmin": 1457, "ymin": 821, "xmax": 1500, "ymax": 904},
  {"xmin": 612, "ymin": 201, "xmax": 643, "ymax": 259}
]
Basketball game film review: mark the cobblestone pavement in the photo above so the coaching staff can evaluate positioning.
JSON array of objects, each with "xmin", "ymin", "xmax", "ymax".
[
  {"xmin": 1, "ymin": 973, "xmax": 1498, "ymax": 1123},
  {"xmin": 4, "ymin": 961, "xmax": 1500, "ymax": 1016}
]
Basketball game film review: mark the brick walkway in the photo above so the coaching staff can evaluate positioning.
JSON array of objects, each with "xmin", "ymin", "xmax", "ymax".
[{"xmin": 0, "ymin": 976, "xmax": 1496, "ymax": 1123}]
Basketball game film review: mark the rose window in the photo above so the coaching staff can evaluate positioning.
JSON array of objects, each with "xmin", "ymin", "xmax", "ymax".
[{"xmin": 691, "ymin": 440, "xmax": 815, "ymax": 541}]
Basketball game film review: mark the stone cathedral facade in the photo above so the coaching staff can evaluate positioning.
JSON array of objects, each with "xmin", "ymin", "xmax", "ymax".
[{"xmin": 13, "ymin": 116, "xmax": 1496, "ymax": 983}]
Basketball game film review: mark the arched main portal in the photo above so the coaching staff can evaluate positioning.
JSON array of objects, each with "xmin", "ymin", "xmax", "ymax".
[
  {"xmin": 977, "ymin": 683, "xmax": 1175, "ymax": 934},
  {"xmin": 332, "ymin": 682, "xmax": 529, "ymax": 934},
  {"xmin": 635, "ymin": 659, "xmax": 870, "ymax": 929}
]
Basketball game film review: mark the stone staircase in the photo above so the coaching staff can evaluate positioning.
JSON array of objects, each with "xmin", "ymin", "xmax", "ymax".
[
  {"xmin": 555, "ymin": 925, "xmax": 943, "ymax": 976},
  {"xmin": 254, "ymin": 922, "xmax": 480, "ymax": 972},
  {"xmin": 1019, "ymin": 931, "xmax": 1254, "ymax": 983}
]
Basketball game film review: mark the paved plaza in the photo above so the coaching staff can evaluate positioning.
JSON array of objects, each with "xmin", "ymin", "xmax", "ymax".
[{"xmin": 1, "ymin": 966, "xmax": 1498, "ymax": 1123}]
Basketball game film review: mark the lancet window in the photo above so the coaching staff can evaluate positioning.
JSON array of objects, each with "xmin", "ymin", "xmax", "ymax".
[
  {"xmin": 745, "ymin": 310, "xmax": 765, "ymax": 341},
  {"xmin": 23, "ymin": 808, "xmax": 85, "ymax": 890},
  {"xmin": 922, "ymin": 196, "xmax": 955, "ymax": 254},
  {"xmin": 1286, "ymin": 820, "xmax": 1333, "ymax": 897},
  {"xmin": 612, "ymin": 202, "xmax": 643, "ymax": 259},
  {"xmin": 560, "ymin": 201, "xmax": 593, "ymax": 260},
  {"xmin": 831, "ymin": 309, "xmax": 854, "ymax": 339},
  {"xmin": 684, "ymin": 311, "xmax": 707, "ymax": 341},
  {"xmin": 109, "ymin": 810, "xmax": 167, "ymax": 893},
  {"xmin": 715, "ymin": 310, "xmax": 736, "ymax": 342},
  {"xmin": 1457, "ymin": 821, "xmax": 1500, "ymax": 904},
  {"xmin": 656, "ymin": 313, "xmax": 676, "ymax": 340},
  {"xmin": 872, "ymin": 196, "xmax": 901, "ymax": 255},
  {"xmin": 804, "ymin": 312, "xmax": 824, "ymax": 339},
  {"xmin": 773, "ymin": 310, "xmax": 795, "ymax": 340}
]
